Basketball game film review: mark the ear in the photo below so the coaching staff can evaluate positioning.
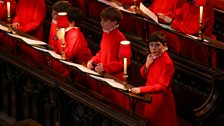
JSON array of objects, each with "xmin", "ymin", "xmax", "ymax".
[
  {"xmin": 69, "ymin": 21, "xmax": 75, "ymax": 27},
  {"xmin": 111, "ymin": 20, "xmax": 117, "ymax": 25}
]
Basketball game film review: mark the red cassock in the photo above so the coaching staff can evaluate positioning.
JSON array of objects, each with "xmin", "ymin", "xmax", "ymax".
[
  {"xmin": 10, "ymin": 0, "xmax": 46, "ymax": 67},
  {"xmin": 52, "ymin": 27, "xmax": 93, "ymax": 77},
  {"xmin": 171, "ymin": 2, "xmax": 214, "ymax": 65},
  {"xmin": 88, "ymin": 28, "xmax": 131, "ymax": 109},
  {"xmin": 13, "ymin": 0, "xmax": 46, "ymax": 41},
  {"xmin": 171, "ymin": 2, "xmax": 214, "ymax": 36},
  {"xmin": 0, "ymin": 0, "xmax": 17, "ymax": 21},
  {"xmin": 149, "ymin": 0, "xmax": 184, "ymax": 17},
  {"xmin": 139, "ymin": 52, "xmax": 177, "ymax": 126},
  {"xmin": 56, "ymin": 27, "xmax": 92, "ymax": 63}
]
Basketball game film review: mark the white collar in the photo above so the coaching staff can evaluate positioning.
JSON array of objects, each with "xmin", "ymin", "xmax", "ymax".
[
  {"xmin": 65, "ymin": 26, "xmax": 79, "ymax": 32},
  {"xmin": 103, "ymin": 24, "xmax": 119, "ymax": 33}
]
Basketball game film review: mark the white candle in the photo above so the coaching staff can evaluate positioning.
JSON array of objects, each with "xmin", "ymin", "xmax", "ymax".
[
  {"xmin": 61, "ymin": 28, "xmax": 65, "ymax": 45},
  {"xmin": 199, "ymin": 6, "xmax": 203, "ymax": 24},
  {"xmin": 124, "ymin": 58, "xmax": 127, "ymax": 75},
  {"xmin": 7, "ymin": 2, "xmax": 10, "ymax": 18}
]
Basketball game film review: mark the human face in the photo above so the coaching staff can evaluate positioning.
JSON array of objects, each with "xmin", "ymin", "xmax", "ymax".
[
  {"xmin": 52, "ymin": 10, "xmax": 58, "ymax": 21},
  {"xmin": 100, "ymin": 18, "xmax": 116, "ymax": 32},
  {"xmin": 149, "ymin": 42, "xmax": 165, "ymax": 56}
]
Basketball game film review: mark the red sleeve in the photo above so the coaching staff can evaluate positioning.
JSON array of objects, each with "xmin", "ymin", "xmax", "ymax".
[
  {"xmin": 91, "ymin": 51, "xmax": 101, "ymax": 64},
  {"xmin": 139, "ymin": 64, "xmax": 147, "ymax": 79},
  {"xmin": 140, "ymin": 63, "xmax": 174, "ymax": 93},
  {"xmin": 17, "ymin": 0, "xmax": 46, "ymax": 32},
  {"xmin": 64, "ymin": 30, "xmax": 92, "ymax": 62}
]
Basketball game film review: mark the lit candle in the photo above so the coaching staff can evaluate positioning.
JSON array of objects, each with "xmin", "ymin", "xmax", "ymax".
[
  {"xmin": 124, "ymin": 58, "xmax": 127, "ymax": 75},
  {"xmin": 199, "ymin": 6, "xmax": 203, "ymax": 24},
  {"xmin": 7, "ymin": 2, "xmax": 10, "ymax": 18}
]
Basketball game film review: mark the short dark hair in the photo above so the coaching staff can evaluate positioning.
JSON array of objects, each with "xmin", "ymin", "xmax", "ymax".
[
  {"xmin": 100, "ymin": 7, "xmax": 123, "ymax": 23},
  {"xmin": 52, "ymin": 1, "xmax": 72, "ymax": 13},
  {"xmin": 67, "ymin": 7, "xmax": 83, "ymax": 27},
  {"xmin": 148, "ymin": 31, "xmax": 167, "ymax": 45}
]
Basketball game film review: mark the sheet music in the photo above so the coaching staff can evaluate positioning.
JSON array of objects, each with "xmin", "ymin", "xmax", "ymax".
[
  {"xmin": 97, "ymin": 0, "xmax": 134, "ymax": 14},
  {"xmin": 60, "ymin": 60, "xmax": 101, "ymax": 76},
  {"xmin": 7, "ymin": 33, "xmax": 47, "ymax": 45},
  {"xmin": 0, "ymin": 24, "xmax": 9, "ymax": 32},
  {"xmin": 90, "ymin": 75, "xmax": 127, "ymax": 90},
  {"xmin": 140, "ymin": 2, "xmax": 158, "ymax": 23},
  {"xmin": 33, "ymin": 46, "xmax": 49, "ymax": 52},
  {"xmin": 48, "ymin": 51, "xmax": 62, "ymax": 59}
]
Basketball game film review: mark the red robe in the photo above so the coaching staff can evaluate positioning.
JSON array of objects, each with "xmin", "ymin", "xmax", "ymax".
[
  {"xmin": 52, "ymin": 27, "xmax": 93, "ymax": 77},
  {"xmin": 13, "ymin": 0, "xmax": 46, "ymax": 41},
  {"xmin": 0, "ymin": 0, "xmax": 17, "ymax": 21},
  {"xmin": 171, "ymin": 2, "xmax": 214, "ymax": 36},
  {"xmin": 56, "ymin": 27, "xmax": 92, "ymax": 64},
  {"xmin": 171, "ymin": 2, "xmax": 215, "ymax": 65},
  {"xmin": 139, "ymin": 52, "xmax": 177, "ymax": 126},
  {"xmin": 48, "ymin": 20, "xmax": 57, "ymax": 50},
  {"xmin": 89, "ymin": 28, "xmax": 131, "ymax": 109},
  {"xmin": 149, "ymin": 0, "xmax": 184, "ymax": 17}
]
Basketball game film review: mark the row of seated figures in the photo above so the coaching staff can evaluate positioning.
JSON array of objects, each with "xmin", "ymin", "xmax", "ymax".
[{"xmin": 78, "ymin": 0, "xmax": 224, "ymax": 69}]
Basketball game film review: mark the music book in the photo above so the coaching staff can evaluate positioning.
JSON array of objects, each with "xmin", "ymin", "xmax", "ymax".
[
  {"xmin": 60, "ymin": 60, "xmax": 101, "ymax": 76},
  {"xmin": 90, "ymin": 75, "xmax": 127, "ymax": 90},
  {"xmin": 48, "ymin": 51, "xmax": 62, "ymax": 59},
  {"xmin": 139, "ymin": 2, "xmax": 158, "ymax": 23},
  {"xmin": 97, "ymin": 0, "xmax": 134, "ymax": 14},
  {"xmin": 0, "ymin": 24, "xmax": 8, "ymax": 32},
  {"xmin": 7, "ymin": 33, "xmax": 47, "ymax": 45}
]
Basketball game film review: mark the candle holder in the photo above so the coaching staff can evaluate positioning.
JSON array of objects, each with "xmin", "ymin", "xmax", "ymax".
[
  {"xmin": 196, "ymin": 0, "xmax": 206, "ymax": 41},
  {"xmin": 57, "ymin": 12, "xmax": 69, "ymax": 60},
  {"xmin": 198, "ymin": 6, "xmax": 203, "ymax": 41},
  {"xmin": 6, "ymin": 1, "xmax": 12, "ymax": 33},
  {"xmin": 7, "ymin": 17, "xmax": 12, "ymax": 33},
  {"xmin": 118, "ymin": 41, "xmax": 132, "ymax": 84}
]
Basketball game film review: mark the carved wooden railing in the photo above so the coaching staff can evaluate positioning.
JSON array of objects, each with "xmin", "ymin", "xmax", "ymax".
[{"xmin": 0, "ymin": 23, "xmax": 149, "ymax": 126}]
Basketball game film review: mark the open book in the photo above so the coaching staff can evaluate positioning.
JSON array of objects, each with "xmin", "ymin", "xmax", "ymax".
[
  {"xmin": 90, "ymin": 75, "xmax": 127, "ymax": 91},
  {"xmin": 139, "ymin": 3, "xmax": 175, "ymax": 31},
  {"xmin": 139, "ymin": 2, "xmax": 158, "ymax": 23}
]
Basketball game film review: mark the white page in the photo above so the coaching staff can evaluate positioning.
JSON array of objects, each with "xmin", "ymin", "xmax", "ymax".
[
  {"xmin": 60, "ymin": 60, "xmax": 101, "ymax": 76},
  {"xmin": 90, "ymin": 75, "xmax": 127, "ymax": 90},
  {"xmin": 140, "ymin": 2, "xmax": 158, "ymax": 23},
  {"xmin": 48, "ymin": 51, "xmax": 62, "ymax": 59},
  {"xmin": 0, "ymin": 24, "xmax": 8, "ymax": 32},
  {"xmin": 97, "ymin": 0, "xmax": 134, "ymax": 14},
  {"xmin": 33, "ymin": 46, "xmax": 49, "ymax": 52},
  {"xmin": 7, "ymin": 33, "xmax": 47, "ymax": 45}
]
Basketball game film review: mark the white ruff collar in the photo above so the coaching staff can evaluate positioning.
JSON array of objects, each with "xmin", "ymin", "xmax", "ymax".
[{"xmin": 103, "ymin": 24, "xmax": 119, "ymax": 33}]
